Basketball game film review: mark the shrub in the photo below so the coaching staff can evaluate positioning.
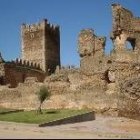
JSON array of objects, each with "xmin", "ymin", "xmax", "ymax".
[{"xmin": 36, "ymin": 86, "xmax": 51, "ymax": 114}]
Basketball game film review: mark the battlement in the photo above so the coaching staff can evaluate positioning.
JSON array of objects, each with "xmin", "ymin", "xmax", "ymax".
[
  {"xmin": 21, "ymin": 19, "xmax": 59, "ymax": 37},
  {"xmin": 8, "ymin": 58, "xmax": 41, "ymax": 70}
]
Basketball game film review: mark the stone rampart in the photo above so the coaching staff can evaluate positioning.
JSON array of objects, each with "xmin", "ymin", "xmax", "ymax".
[{"xmin": 0, "ymin": 60, "xmax": 45, "ymax": 88}]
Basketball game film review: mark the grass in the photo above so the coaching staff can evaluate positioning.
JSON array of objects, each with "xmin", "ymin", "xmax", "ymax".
[
  {"xmin": 0, "ymin": 108, "xmax": 91, "ymax": 124},
  {"xmin": 0, "ymin": 108, "xmax": 17, "ymax": 113}
]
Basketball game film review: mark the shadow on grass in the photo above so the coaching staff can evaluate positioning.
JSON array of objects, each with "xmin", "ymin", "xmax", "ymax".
[
  {"xmin": 45, "ymin": 110, "xmax": 59, "ymax": 114},
  {"xmin": 0, "ymin": 109, "xmax": 24, "ymax": 115}
]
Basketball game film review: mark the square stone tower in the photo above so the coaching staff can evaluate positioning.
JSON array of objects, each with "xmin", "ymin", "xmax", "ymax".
[{"xmin": 21, "ymin": 19, "xmax": 60, "ymax": 75}]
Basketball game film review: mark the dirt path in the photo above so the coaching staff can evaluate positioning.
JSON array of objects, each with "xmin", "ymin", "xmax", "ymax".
[{"xmin": 0, "ymin": 115, "xmax": 140, "ymax": 139}]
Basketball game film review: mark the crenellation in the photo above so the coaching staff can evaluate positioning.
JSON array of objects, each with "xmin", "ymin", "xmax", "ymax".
[
  {"xmin": 8, "ymin": 58, "xmax": 41, "ymax": 70},
  {"xmin": 26, "ymin": 60, "xmax": 30, "ymax": 66},
  {"xmin": 22, "ymin": 24, "xmax": 40, "ymax": 33},
  {"xmin": 50, "ymin": 23, "xmax": 53, "ymax": 28},
  {"xmin": 19, "ymin": 59, "xmax": 22, "ymax": 65},
  {"xmin": 45, "ymin": 22, "xmax": 60, "ymax": 38},
  {"xmin": 23, "ymin": 60, "xmax": 26, "ymax": 65}
]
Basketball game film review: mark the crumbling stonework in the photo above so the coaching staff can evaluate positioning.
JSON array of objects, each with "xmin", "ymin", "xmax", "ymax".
[
  {"xmin": 0, "ymin": 4, "xmax": 140, "ymax": 119},
  {"xmin": 118, "ymin": 76, "xmax": 140, "ymax": 120},
  {"xmin": 78, "ymin": 29, "xmax": 108, "ymax": 75},
  {"xmin": 78, "ymin": 29, "xmax": 106, "ymax": 57},
  {"xmin": 110, "ymin": 4, "xmax": 140, "ymax": 63}
]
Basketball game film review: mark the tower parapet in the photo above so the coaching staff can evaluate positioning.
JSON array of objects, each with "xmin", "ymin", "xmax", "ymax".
[{"xmin": 21, "ymin": 19, "xmax": 59, "ymax": 38}]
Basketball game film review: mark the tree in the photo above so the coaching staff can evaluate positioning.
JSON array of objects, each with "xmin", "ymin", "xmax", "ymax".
[{"xmin": 36, "ymin": 86, "xmax": 51, "ymax": 114}]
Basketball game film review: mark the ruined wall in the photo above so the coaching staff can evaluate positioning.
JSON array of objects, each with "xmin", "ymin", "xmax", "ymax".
[
  {"xmin": 21, "ymin": 19, "xmax": 60, "ymax": 74},
  {"xmin": 78, "ymin": 29, "xmax": 106, "ymax": 57},
  {"xmin": 118, "ymin": 76, "xmax": 140, "ymax": 120},
  {"xmin": 0, "ymin": 67, "xmax": 116, "ymax": 115},
  {"xmin": 0, "ymin": 3, "xmax": 140, "ymax": 119},
  {"xmin": 78, "ymin": 29, "xmax": 108, "ymax": 75},
  {"xmin": 111, "ymin": 4, "xmax": 140, "ymax": 52},
  {"xmin": 0, "ymin": 82, "xmax": 43, "ymax": 110}
]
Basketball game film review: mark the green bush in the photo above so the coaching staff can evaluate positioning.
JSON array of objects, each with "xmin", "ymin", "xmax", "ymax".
[{"xmin": 36, "ymin": 86, "xmax": 51, "ymax": 114}]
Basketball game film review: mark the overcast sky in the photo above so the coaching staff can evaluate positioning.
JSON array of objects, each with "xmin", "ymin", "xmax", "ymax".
[{"xmin": 0, "ymin": 0, "xmax": 140, "ymax": 66}]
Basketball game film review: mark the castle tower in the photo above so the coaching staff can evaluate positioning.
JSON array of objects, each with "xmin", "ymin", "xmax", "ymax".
[{"xmin": 21, "ymin": 19, "xmax": 60, "ymax": 75}]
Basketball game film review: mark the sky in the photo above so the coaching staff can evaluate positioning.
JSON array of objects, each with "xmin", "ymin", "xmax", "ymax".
[{"xmin": 0, "ymin": 0, "xmax": 140, "ymax": 67}]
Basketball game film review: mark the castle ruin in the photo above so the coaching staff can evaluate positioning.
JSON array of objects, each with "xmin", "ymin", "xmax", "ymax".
[
  {"xmin": 0, "ymin": 4, "xmax": 140, "ymax": 119},
  {"xmin": 110, "ymin": 3, "xmax": 140, "ymax": 64},
  {"xmin": 0, "ymin": 19, "xmax": 60, "ymax": 87}
]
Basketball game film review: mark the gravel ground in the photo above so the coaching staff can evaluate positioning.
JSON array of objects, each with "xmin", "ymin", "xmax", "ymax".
[{"xmin": 0, "ymin": 114, "xmax": 140, "ymax": 139}]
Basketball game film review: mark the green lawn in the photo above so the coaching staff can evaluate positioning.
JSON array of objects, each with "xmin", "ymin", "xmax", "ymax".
[
  {"xmin": 0, "ymin": 109, "xmax": 90, "ymax": 124},
  {"xmin": 0, "ymin": 108, "xmax": 17, "ymax": 113}
]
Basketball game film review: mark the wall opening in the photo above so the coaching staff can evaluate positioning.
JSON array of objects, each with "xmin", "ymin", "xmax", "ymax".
[{"xmin": 126, "ymin": 38, "xmax": 136, "ymax": 51}]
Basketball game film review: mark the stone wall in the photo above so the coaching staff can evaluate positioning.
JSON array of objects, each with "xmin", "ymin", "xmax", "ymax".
[
  {"xmin": 45, "ymin": 24, "xmax": 60, "ymax": 74},
  {"xmin": 0, "ymin": 68, "xmax": 117, "ymax": 116},
  {"xmin": 0, "ymin": 82, "xmax": 43, "ymax": 110},
  {"xmin": 0, "ymin": 60, "xmax": 45, "ymax": 88},
  {"xmin": 21, "ymin": 20, "xmax": 46, "ymax": 71},
  {"xmin": 0, "ymin": 3, "xmax": 140, "ymax": 120},
  {"xmin": 111, "ymin": 4, "xmax": 140, "ymax": 52},
  {"xmin": 78, "ymin": 29, "xmax": 107, "ymax": 75},
  {"xmin": 78, "ymin": 29, "xmax": 105, "ymax": 58},
  {"xmin": 21, "ymin": 19, "xmax": 60, "ymax": 74},
  {"xmin": 118, "ymin": 76, "xmax": 140, "ymax": 120}
]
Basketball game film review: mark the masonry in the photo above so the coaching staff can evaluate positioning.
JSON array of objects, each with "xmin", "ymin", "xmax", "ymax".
[
  {"xmin": 0, "ymin": 3, "xmax": 140, "ymax": 120},
  {"xmin": 0, "ymin": 56, "xmax": 45, "ymax": 88},
  {"xmin": 0, "ymin": 19, "xmax": 61, "ymax": 88},
  {"xmin": 21, "ymin": 19, "xmax": 61, "ymax": 74}
]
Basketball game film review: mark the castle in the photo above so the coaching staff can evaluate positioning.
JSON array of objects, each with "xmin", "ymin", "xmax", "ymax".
[
  {"xmin": 0, "ymin": 4, "xmax": 140, "ymax": 119},
  {"xmin": 0, "ymin": 19, "xmax": 60, "ymax": 88}
]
